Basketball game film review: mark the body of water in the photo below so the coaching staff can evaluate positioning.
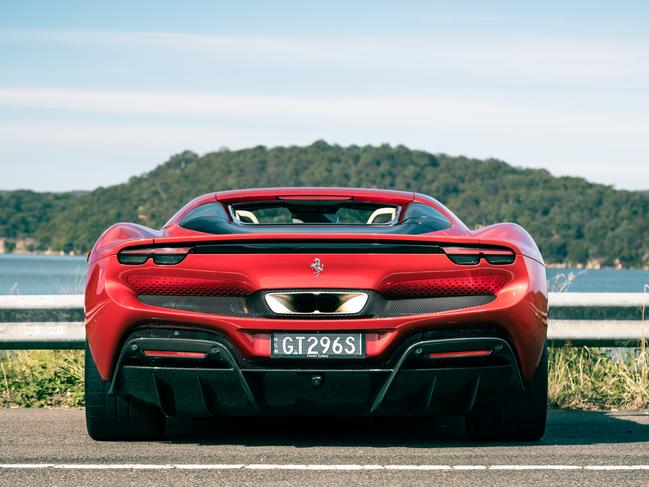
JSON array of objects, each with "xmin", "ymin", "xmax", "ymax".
[
  {"xmin": 0, "ymin": 254, "xmax": 86, "ymax": 295},
  {"xmin": 0, "ymin": 254, "xmax": 647, "ymax": 294}
]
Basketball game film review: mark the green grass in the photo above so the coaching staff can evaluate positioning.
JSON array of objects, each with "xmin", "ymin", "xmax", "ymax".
[
  {"xmin": 1, "ymin": 347, "xmax": 648, "ymax": 409},
  {"xmin": 0, "ymin": 350, "xmax": 84, "ymax": 407},
  {"xmin": 549, "ymin": 344, "xmax": 649, "ymax": 410}
]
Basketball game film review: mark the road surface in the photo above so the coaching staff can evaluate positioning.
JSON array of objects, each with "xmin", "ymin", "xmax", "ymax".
[{"xmin": 1, "ymin": 408, "xmax": 649, "ymax": 485}]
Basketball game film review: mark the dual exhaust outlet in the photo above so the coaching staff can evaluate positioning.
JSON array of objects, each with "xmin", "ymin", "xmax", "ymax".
[{"xmin": 264, "ymin": 291, "xmax": 369, "ymax": 315}]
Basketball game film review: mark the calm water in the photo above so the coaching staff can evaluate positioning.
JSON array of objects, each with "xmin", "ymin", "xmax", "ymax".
[
  {"xmin": 0, "ymin": 254, "xmax": 86, "ymax": 295},
  {"xmin": 0, "ymin": 254, "xmax": 647, "ymax": 294}
]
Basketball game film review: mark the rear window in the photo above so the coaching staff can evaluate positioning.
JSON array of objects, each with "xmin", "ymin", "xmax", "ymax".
[
  {"xmin": 178, "ymin": 200, "xmax": 453, "ymax": 235},
  {"xmin": 229, "ymin": 201, "xmax": 399, "ymax": 225}
]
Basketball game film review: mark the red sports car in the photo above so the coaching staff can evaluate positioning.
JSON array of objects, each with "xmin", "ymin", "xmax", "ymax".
[{"xmin": 84, "ymin": 187, "xmax": 547, "ymax": 441}]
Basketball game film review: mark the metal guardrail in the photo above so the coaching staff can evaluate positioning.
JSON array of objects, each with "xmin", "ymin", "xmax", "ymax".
[
  {"xmin": 0, "ymin": 295, "xmax": 83, "ymax": 309},
  {"xmin": 0, "ymin": 293, "xmax": 648, "ymax": 349}
]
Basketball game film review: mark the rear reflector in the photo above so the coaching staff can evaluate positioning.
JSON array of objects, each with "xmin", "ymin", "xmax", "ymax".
[
  {"xmin": 428, "ymin": 350, "xmax": 492, "ymax": 359},
  {"xmin": 143, "ymin": 350, "xmax": 206, "ymax": 359},
  {"xmin": 118, "ymin": 247, "xmax": 191, "ymax": 265},
  {"xmin": 443, "ymin": 246, "xmax": 515, "ymax": 265}
]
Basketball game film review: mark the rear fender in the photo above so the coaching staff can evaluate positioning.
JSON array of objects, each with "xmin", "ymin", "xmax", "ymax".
[
  {"xmin": 88, "ymin": 223, "xmax": 159, "ymax": 265},
  {"xmin": 473, "ymin": 223, "xmax": 544, "ymax": 265}
]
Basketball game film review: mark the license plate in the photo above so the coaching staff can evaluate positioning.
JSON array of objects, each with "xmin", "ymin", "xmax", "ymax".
[{"xmin": 272, "ymin": 333, "xmax": 364, "ymax": 359}]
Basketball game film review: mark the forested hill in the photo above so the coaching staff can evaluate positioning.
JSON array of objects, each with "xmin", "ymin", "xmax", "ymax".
[{"xmin": 1, "ymin": 141, "xmax": 647, "ymax": 267}]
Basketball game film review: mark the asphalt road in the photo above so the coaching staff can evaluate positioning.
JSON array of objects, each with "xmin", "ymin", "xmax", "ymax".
[{"xmin": 1, "ymin": 408, "xmax": 649, "ymax": 486}]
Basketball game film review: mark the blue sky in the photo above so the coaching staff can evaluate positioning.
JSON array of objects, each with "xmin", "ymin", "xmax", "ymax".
[{"xmin": 1, "ymin": 1, "xmax": 648, "ymax": 191}]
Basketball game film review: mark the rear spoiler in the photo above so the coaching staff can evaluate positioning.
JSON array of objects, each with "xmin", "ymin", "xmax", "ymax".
[{"xmin": 115, "ymin": 239, "xmax": 515, "ymax": 266}]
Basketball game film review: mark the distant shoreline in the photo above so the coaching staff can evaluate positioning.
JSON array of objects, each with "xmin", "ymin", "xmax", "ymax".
[
  {"xmin": 1, "ymin": 251, "xmax": 648, "ymax": 271},
  {"xmin": 545, "ymin": 263, "xmax": 649, "ymax": 271},
  {"xmin": 0, "ymin": 250, "xmax": 82, "ymax": 257}
]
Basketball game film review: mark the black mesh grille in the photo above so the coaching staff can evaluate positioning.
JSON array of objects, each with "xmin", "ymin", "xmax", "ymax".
[
  {"xmin": 137, "ymin": 291, "xmax": 494, "ymax": 319},
  {"xmin": 138, "ymin": 295, "xmax": 258, "ymax": 317},
  {"xmin": 373, "ymin": 295, "xmax": 495, "ymax": 317}
]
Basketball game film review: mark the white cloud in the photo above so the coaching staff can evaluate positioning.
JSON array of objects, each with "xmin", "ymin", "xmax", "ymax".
[
  {"xmin": 1, "ymin": 92, "xmax": 648, "ymax": 190},
  {"xmin": 1, "ymin": 29, "xmax": 648, "ymax": 190},
  {"xmin": 1, "ymin": 29, "xmax": 648, "ymax": 83},
  {"xmin": 0, "ymin": 88, "xmax": 648, "ymax": 138}
]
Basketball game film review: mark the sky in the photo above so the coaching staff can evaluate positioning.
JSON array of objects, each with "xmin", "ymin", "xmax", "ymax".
[{"xmin": 0, "ymin": 1, "xmax": 648, "ymax": 192}]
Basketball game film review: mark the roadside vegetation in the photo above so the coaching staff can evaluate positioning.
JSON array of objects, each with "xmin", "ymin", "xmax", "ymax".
[
  {"xmin": 1, "ymin": 142, "xmax": 648, "ymax": 267},
  {"xmin": 1, "ymin": 346, "xmax": 648, "ymax": 410},
  {"xmin": 0, "ymin": 350, "xmax": 83, "ymax": 407},
  {"xmin": 548, "ymin": 344, "xmax": 649, "ymax": 410}
]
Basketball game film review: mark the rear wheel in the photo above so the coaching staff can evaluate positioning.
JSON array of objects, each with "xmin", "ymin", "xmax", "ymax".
[
  {"xmin": 466, "ymin": 343, "xmax": 547, "ymax": 441},
  {"xmin": 85, "ymin": 341, "xmax": 165, "ymax": 441}
]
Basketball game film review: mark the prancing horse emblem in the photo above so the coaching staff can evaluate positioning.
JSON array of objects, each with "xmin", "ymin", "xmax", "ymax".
[{"xmin": 310, "ymin": 257, "xmax": 324, "ymax": 276}]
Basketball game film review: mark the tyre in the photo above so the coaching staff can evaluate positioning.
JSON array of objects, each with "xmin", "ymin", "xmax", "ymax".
[
  {"xmin": 85, "ymin": 341, "xmax": 165, "ymax": 441},
  {"xmin": 466, "ymin": 343, "xmax": 547, "ymax": 441}
]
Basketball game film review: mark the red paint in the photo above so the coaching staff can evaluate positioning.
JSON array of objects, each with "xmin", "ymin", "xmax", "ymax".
[
  {"xmin": 120, "ymin": 247, "xmax": 191, "ymax": 255},
  {"xmin": 85, "ymin": 187, "xmax": 548, "ymax": 382}
]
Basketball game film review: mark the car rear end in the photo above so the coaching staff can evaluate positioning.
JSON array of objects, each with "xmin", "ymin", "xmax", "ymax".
[{"xmin": 84, "ymin": 190, "xmax": 547, "ymax": 440}]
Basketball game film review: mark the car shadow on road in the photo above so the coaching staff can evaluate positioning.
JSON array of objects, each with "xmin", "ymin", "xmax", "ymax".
[{"xmin": 163, "ymin": 409, "xmax": 649, "ymax": 448}]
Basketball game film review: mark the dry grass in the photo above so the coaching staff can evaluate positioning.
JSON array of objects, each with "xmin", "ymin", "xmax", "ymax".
[
  {"xmin": 0, "ymin": 350, "xmax": 83, "ymax": 407},
  {"xmin": 548, "ymin": 343, "xmax": 649, "ymax": 410},
  {"xmin": 2, "ymin": 346, "xmax": 649, "ymax": 409}
]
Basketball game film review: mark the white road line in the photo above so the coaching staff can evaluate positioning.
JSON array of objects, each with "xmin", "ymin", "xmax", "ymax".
[
  {"xmin": 56, "ymin": 464, "xmax": 175, "ymax": 470},
  {"xmin": 584, "ymin": 466, "xmax": 649, "ymax": 471},
  {"xmin": 1, "ymin": 464, "xmax": 649, "ymax": 471},
  {"xmin": 491, "ymin": 465, "xmax": 582, "ymax": 471}
]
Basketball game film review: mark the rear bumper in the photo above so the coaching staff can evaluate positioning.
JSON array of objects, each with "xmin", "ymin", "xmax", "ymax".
[
  {"xmin": 86, "ymin": 254, "xmax": 547, "ymax": 382},
  {"xmin": 110, "ymin": 330, "xmax": 523, "ymax": 417}
]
